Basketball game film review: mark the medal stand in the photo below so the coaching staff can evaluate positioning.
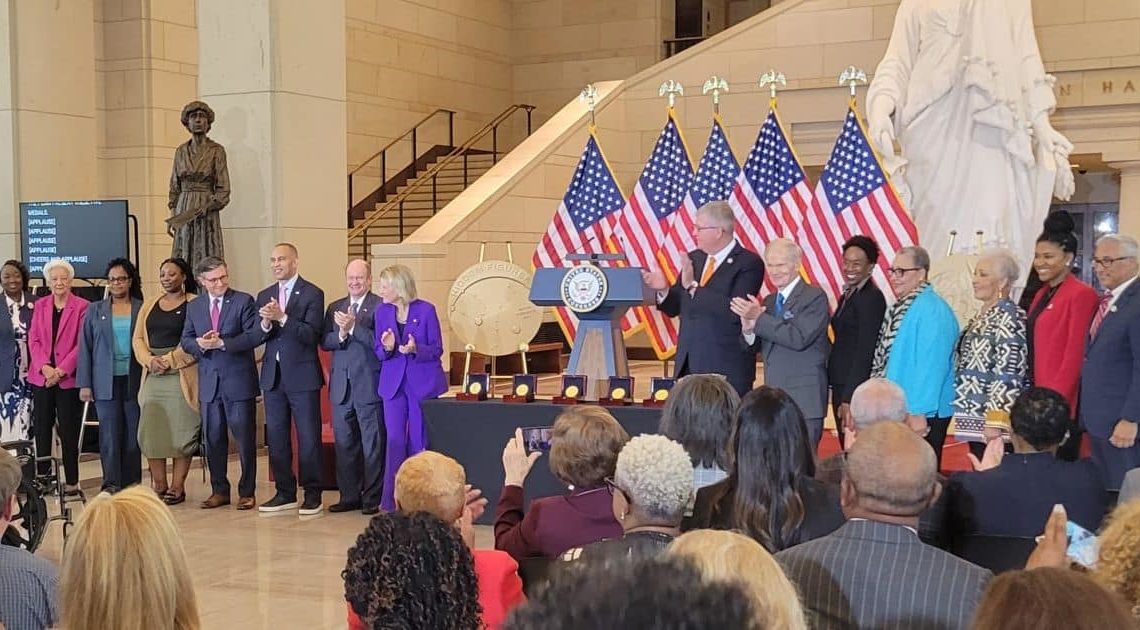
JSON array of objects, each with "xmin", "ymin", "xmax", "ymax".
[
  {"xmin": 553, "ymin": 375, "xmax": 586, "ymax": 405},
  {"xmin": 456, "ymin": 346, "xmax": 488, "ymax": 401},
  {"xmin": 503, "ymin": 363, "xmax": 536, "ymax": 404},
  {"xmin": 598, "ymin": 377, "xmax": 634, "ymax": 407}
]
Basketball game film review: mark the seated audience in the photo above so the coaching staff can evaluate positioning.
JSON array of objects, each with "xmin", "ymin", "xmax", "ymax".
[
  {"xmin": 817, "ymin": 377, "xmax": 911, "ymax": 484},
  {"xmin": 777, "ymin": 423, "xmax": 991, "ymax": 629},
  {"xmin": 344, "ymin": 511, "xmax": 481, "ymax": 630},
  {"xmin": 503, "ymin": 556, "xmax": 762, "ymax": 630},
  {"xmin": 1094, "ymin": 499, "xmax": 1140, "ymax": 619},
  {"xmin": 0, "ymin": 449, "xmax": 57, "ymax": 630},
  {"xmin": 945, "ymin": 387, "xmax": 1108, "ymax": 544},
  {"xmin": 563, "ymin": 435, "xmax": 693, "ymax": 562},
  {"xmin": 658, "ymin": 373, "xmax": 739, "ymax": 490},
  {"xmin": 59, "ymin": 486, "xmax": 200, "ymax": 630},
  {"xmin": 394, "ymin": 451, "xmax": 524, "ymax": 630},
  {"xmin": 686, "ymin": 386, "xmax": 843, "ymax": 552},
  {"xmin": 670, "ymin": 529, "xmax": 808, "ymax": 630},
  {"xmin": 972, "ymin": 567, "xmax": 1135, "ymax": 630},
  {"xmin": 494, "ymin": 406, "xmax": 629, "ymax": 560}
]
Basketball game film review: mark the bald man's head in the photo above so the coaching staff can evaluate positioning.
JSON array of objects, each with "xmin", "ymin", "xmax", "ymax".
[
  {"xmin": 345, "ymin": 258, "xmax": 371, "ymax": 299},
  {"xmin": 841, "ymin": 422, "xmax": 938, "ymax": 520}
]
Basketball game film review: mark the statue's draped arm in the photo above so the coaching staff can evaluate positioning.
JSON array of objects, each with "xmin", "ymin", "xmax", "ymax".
[{"xmin": 209, "ymin": 145, "xmax": 231, "ymax": 213}]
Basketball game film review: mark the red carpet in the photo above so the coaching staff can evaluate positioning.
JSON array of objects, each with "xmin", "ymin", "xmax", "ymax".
[{"xmin": 816, "ymin": 431, "xmax": 972, "ymax": 475}]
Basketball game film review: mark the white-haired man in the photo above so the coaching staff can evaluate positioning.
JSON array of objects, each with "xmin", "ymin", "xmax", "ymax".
[{"xmin": 731, "ymin": 238, "xmax": 831, "ymax": 448}]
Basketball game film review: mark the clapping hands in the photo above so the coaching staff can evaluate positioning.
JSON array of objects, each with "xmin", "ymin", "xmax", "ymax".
[
  {"xmin": 380, "ymin": 328, "xmax": 396, "ymax": 352},
  {"xmin": 730, "ymin": 295, "xmax": 764, "ymax": 331},
  {"xmin": 398, "ymin": 334, "xmax": 416, "ymax": 355},
  {"xmin": 259, "ymin": 298, "xmax": 284, "ymax": 325},
  {"xmin": 333, "ymin": 309, "xmax": 356, "ymax": 335}
]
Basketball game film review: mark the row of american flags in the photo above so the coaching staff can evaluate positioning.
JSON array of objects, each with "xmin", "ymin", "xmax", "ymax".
[{"xmin": 531, "ymin": 99, "xmax": 918, "ymax": 360}]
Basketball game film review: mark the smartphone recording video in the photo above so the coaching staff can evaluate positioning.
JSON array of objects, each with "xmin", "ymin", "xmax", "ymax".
[{"xmin": 521, "ymin": 426, "xmax": 553, "ymax": 454}]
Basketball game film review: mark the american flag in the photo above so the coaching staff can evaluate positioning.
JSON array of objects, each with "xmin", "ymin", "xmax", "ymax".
[
  {"xmin": 800, "ymin": 106, "xmax": 917, "ymax": 307},
  {"xmin": 532, "ymin": 133, "xmax": 627, "ymax": 341},
  {"xmin": 659, "ymin": 118, "xmax": 741, "ymax": 285},
  {"xmin": 729, "ymin": 109, "xmax": 814, "ymax": 261},
  {"xmin": 610, "ymin": 113, "xmax": 693, "ymax": 358}
]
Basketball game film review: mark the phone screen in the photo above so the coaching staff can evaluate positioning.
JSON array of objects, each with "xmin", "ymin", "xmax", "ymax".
[
  {"xmin": 520, "ymin": 426, "xmax": 553, "ymax": 454},
  {"xmin": 1065, "ymin": 520, "xmax": 1098, "ymax": 568}
]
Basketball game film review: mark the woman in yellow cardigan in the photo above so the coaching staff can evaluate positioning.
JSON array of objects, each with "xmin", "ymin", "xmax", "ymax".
[{"xmin": 132, "ymin": 258, "xmax": 199, "ymax": 505}]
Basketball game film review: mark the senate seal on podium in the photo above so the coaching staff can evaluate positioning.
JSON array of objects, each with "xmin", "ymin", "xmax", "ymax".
[{"xmin": 560, "ymin": 265, "xmax": 608, "ymax": 314}]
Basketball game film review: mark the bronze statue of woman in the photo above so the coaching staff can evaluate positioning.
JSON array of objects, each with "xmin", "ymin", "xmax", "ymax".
[{"xmin": 168, "ymin": 101, "xmax": 230, "ymax": 271}]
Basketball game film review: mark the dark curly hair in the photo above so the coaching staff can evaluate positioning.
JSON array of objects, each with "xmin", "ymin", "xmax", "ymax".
[
  {"xmin": 343, "ymin": 511, "xmax": 482, "ymax": 630},
  {"xmin": 105, "ymin": 257, "xmax": 143, "ymax": 301},
  {"xmin": 1010, "ymin": 387, "xmax": 1071, "ymax": 451},
  {"xmin": 159, "ymin": 257, "xmax": 199, "ymax": 295},
  {"xmin": 842, "ymin": 235, "xmax": 881, "ymax": 266},
  {"xmin": 1, "ymin": 259, "xmax": 30, "ymax": 293},
  {"xmin": 504, "ymin": 555, "xmax": 761, "ymax": 630}
]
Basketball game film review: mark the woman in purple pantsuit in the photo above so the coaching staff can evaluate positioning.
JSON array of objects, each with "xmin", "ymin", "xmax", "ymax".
[{"xmin": 373, "ymin": 265, "xmax": 447, "ymax": 511}]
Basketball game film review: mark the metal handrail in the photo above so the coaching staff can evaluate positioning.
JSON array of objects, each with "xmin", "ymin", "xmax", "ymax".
[
  {"xmin": 348, "ymin": 104, "xmax": 535, "ymax": 242},
  {"xmin": 347, "ymin": 108, "xmax": 456, "ymax": 214}
]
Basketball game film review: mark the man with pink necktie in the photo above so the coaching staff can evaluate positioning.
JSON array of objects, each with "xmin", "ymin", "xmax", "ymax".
[
  {"xmin": 180, "ymin": 256, "xmax": 263, "ymax": 510},
  {"xmin": 1081, "ymin": 234, "xmax": 1140, "ymax": 491}
]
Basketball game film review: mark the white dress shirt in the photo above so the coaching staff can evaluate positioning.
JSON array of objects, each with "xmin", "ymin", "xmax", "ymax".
[
  {"xmin": 261, "ymin": 274, "xmax": 297, "ymax": 332},
  {"xmin": 743, "ymin": 277, "xmax": 800, "ymax": 345}
]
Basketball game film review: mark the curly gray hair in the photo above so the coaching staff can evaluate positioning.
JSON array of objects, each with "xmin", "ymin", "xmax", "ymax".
[{"xmin": 614, "ymin": 435, "xmax": 694, "ymax": 522}]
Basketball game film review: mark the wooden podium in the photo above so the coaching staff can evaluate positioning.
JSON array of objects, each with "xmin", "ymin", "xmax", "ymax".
[{"xmin": 530, "ymin": 255, "xmax": 653, "ymax": 400}]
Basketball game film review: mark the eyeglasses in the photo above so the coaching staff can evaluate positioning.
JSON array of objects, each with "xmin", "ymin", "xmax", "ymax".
[
  {"xmin": 107, "ymin": 276, "xmax": 131, "ymax": 284},
  {"xmin": 1092, "ymin": 256, "xmax": 1135, "ymax": 268},
  {"xmin": 604, "ymin": 477, "xmax": 627, "ymax": 499},
  {"xmin": 887, "ymin": 267, "xmax": 922, "ymax": 278}
]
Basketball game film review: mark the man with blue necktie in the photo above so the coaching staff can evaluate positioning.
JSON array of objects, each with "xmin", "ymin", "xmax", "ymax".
[{"xmin": 733, "ymin": 238, "xmax": 832, "ymax": 448}]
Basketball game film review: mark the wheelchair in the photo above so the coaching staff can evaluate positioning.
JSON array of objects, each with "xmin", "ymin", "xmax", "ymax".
[{"xmin": 1, "ymin": 436, "xmax": 83, "ymax": 552}]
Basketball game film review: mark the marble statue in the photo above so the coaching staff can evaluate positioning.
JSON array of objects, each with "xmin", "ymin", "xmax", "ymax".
[
  {"xmin": 866, "ymin": 0, "xmax": 1075, "ymax": 268},
  {"xmin": 168, "ymin": 100, "xmax": 231, "ymax": 272}
]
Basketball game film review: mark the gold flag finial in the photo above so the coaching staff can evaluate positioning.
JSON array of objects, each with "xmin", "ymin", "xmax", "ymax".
[
  {"xmin": 658, "ymin": 80, "xmax": 684, "ymax": 109},
  {"xmin": 759, "ymin": 70, "xmax": 786, "ymax": 102},
  {"xmin": 838, "ymin": 66, "xmax": 868, "ymax": 99},
  {"xmin": 702, "ymin": 76, "xmax": 729, "ymax": 114},
  {"xmin": 579, "ymin": 84, "xmax": 599, "ymax": 127}
]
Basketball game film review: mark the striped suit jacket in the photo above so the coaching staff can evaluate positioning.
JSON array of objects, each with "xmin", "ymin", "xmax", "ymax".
[{"xmin": 776, "ymin": 520, "xmax": 991, "ymax": 630}]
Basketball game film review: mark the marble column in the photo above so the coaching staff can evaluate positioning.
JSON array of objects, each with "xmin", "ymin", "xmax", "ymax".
[
  {"xmin": 1108, "ymin": 158, "xmax": 1140, "ymax": 239},
  {"xmin": 0, "ymin": 0, "xmax": 98, "ymax": 260},
  {"xmin": 197, "ymin": 0, "xmax": 347, "ymax": 294}
]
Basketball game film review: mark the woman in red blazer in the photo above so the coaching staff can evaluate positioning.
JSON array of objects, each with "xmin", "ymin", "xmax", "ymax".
[
  {"xmin": 1026, "ymin": 213, "xmax": 1098, "ymax": 458},
  {"xmin": 27, "ymin": 259, "xmax": 90, "ymax": 492}
]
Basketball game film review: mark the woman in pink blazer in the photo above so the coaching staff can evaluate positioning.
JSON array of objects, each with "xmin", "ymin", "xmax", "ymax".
[{"xmin": 27, "ymin": 258, "xmax": 90, "ymax": 493}]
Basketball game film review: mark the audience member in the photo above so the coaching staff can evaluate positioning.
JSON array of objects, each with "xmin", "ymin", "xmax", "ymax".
[
  {"xmin": 670, "ymin": 529, "xmax": 807, "ymax": 630},
  {"xmin": 0, "ymin": 448, "xmax": 57, "ymax": 630},
  {"xmin": 777, "ymin": 422, "xmax": 991, "ymax": 629},
  {"xmin": 256, "ymin": 243, "xmax": 327, "ymax": 515},
  {"xmin": 59, "ymin": 486, "xmax": 200, "ymax": 630},
  {"xmin": 343, "ymin": 511, "xmax": 481, "ymax": 630},
  {"xmin": 563, "ymin": 435, "xmax": 693, "ymax": 562},
  {"xmin": 373, "ymin": 264, "xmax": 448, "ymax": 511},
  {"xmin": 827, "ymin": 235, "xmax": 887, "ymax": 448},
  {"xmin": 658, "ymin": 373, "xmax": 738, "ymax": 490},
  {"xmin": 495, "ymin": 406, "xmax": 629, "ymax": 560},
  {"xmin": 817, "ymin": 377, "xmax": 909, "ymax": 484},
  {"xmin": 133, "ymin": 258, "xmax": 199, "ymax": 505},
  {"xmin": 686, "ymin": 386, "xmax": 843, "ymax": 552},
  {"xmin": 322, "ymin": 259, "xmax": 385, "ymax": 515},
  {"xmin": 503, "ymin": 556, "xmax": 762, "ymax": 630},
  {"xmin": 733, "ymin": 238, "xmax": 831, "ymax": 448},
  {"xmin": 395, "ymin": 451, "xmax": 524, "ymax": 630},
  {"xmin": 971, "ymin": 567, "xmax": 1135, "ymax": 630},
  {"xmin": 952, "ymin": 248, "xmax": 1027, "ymax": 457},
  {"xmin": 27, "ymin": 258, "xmax": 89, "ymax": 495},
  {"xmin": 945, "ymin": 387, "xmax": 1108, "ymax": 545},
  {"xmin": 871, "ymin": 246, "xmax": 959, "ymax": 467},
  {"xmin": 0, "ymin": 259, "xmax": 34, "ymax": 444},
  {"xmin": 1025, "ymin": 211, "xmax": 1096, "ymax": 460},
  {"xmin": 1095, "ymin": 499, "xmax": 1140, "ymax": 619},
  {"xmin": 77, "ymin": 258, "xmax": 144, "ymax": 494},
  {"xmin": 1080, "ymin": 234, "xmax": 1140, "ymax": 490},
  {"xmin": 1122, "ymin": 468, "xmax": 1140, "ymax": 504}
]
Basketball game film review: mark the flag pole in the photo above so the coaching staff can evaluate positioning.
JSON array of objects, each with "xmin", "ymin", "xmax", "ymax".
[
  {"xmin": 702, "ymin": 75, "xmax": 728, "ymax": 115},
  {"xmin": 759, "ymin": 69, "xmax": 786, "ymax": 110},
  {"xmin": 838, "ymin": 65, "xmax": 868, "ymax": 108},
  {"xmin": 579, "ymin": 84, "xmax": 599, "ymax": 132},
  {"xmin": 658, "ymin": 79, "xmax": 684, "ymax": 112}
]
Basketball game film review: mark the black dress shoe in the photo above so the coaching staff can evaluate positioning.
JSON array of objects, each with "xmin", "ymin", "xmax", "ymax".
[
  {"xmin": 258, "ymin": 494, "xmax": 299, "ymax": 513},
  {"xmin": 299, "ymin": 492, "xmax": 324, "ymax": 516},
  {"xmin": 328, "ymin": 501, "xmax": 362, "ymax": 513},
  {"xmin": 362, "ymin": 506, "xmax": 380, "ymax": 516}
]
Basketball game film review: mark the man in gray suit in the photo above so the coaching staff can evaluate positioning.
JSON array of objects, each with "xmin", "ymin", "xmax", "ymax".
[
  {"xmin": 321, "ymin": 259, "xmax": 385, "ymax": 515},
  {"xmin": 732, "ymin": 238, "xmax": 831, "ymax": 448},
  {"xmin": 777, "ymin": 422, "xmax": 991, "ymax": 629}
]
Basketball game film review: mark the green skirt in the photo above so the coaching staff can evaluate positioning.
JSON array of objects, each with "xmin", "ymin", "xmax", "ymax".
[{"xmin": 137, "ymin": 346, "xmax": 200, "ymax": 459}]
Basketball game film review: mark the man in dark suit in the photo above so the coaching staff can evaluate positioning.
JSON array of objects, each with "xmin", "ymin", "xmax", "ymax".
[
  {"xmin": 777, "ymin": 422, "xmax": 991, "ymax": 629},
  {"xmin": 321, "ymin": 259, "xmax": 384, "ymax": 515},
  {"xmin": 641, "ymin": 200, "xmax": 764, "ymax": 396},
  {"xmin": 1081, "ymin": 233, "xmax": 1140, "ymax": 490},
  {"xmin": 180, "ymin": 257, "xmax": 263, "ymax": 510},
  {"xmin": 946, "ymin": 387, "xmax": 1108, "ymax": 546},
  {"xmin": 828, "ymin": 235, "xmax": 887, "ymax": 442},
  {"xmin": 733, "ymin": 238, "xmax": 831, "ymax": 447},
  {"xmin": 256, "ymin": 243, "xmax": 326, "ymax": 515}
]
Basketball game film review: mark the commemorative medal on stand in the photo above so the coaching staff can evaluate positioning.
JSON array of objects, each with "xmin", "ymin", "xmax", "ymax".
[
  {"xmin": 458, "ymin": 372, "xmax": 489, "ymax": 401},
  {"xmin": 504, "ymin": 374, "xmax": 537, "ymax": 403},
  {"xmin": 642, "ymin": 377, "xmax": 676, "ymax": 407},
  {"xmin": 554, "ymin": 374, "xmax": 587, "ymax": 405},
  {"xmin": 599, "ymin": 376, "xmax": 634, "ymax": 407}
]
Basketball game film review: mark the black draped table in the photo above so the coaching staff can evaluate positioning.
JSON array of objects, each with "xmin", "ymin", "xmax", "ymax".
[{"xmin": 422, "ymin": 398, "xmax": 663, "ymax": 524}]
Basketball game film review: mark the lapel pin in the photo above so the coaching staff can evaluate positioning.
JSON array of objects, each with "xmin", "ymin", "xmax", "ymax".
[
  {"xmin": 1111, "ymin": 305, "xmax": 1118, "ymax": 313},
  {"xmin": 727, "ymin": 257, "xmax": 734, "ymax": 265}
]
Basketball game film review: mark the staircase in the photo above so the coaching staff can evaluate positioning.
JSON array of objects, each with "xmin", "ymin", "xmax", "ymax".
[
  {"xmin": 347, "ymin": 152, "xmax": 496, "ymax": 259},
  {"xmin": 347, "ymin": 104, "xmax": 535, "ymax": 259}
]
